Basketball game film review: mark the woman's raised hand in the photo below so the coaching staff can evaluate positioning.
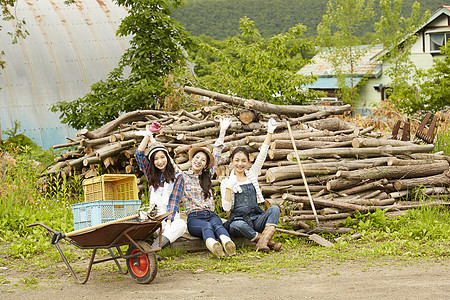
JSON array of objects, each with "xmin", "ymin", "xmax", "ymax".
[
  {"xmin": 223, "ymin": 177, "xmax": 242, "ymax": 194},
  {"xmin": 267, "ymin": 118, "xmax": 278, "ymax": 134},
  {"xmin": 145, "ymin": 124, "xmax": 154, "ymax": 138},
  {"xmin": 219, "ymin": 117, "xmax": 232, "ymax": 134}
]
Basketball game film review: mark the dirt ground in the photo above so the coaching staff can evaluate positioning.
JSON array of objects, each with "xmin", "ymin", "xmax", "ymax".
[{"xmin": 1, "ymin": 256, "xmax": 449, "ymax": 300}]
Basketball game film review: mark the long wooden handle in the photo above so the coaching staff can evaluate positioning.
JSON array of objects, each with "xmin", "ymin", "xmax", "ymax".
[
  {"xmin": 65, "ymin": 214, "xmax": 139, "ymax": 237},
  {"xmin": 286, "ymin": 121, "xmax": 320, "ymax": 226}
]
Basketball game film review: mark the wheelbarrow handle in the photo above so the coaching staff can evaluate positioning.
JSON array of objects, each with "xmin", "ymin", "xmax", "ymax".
[{"xmin": 27, "ymin": 223, "xmax": 66, "ymax": 244}]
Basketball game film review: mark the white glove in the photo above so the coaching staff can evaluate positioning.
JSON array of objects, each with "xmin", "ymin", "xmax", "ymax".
[
  {"xmin": 224, "ymin": 176, "xmax": 242, "ymax": 194},
  {"xmin": 215, "ymin": 117, "xmax": 232, "ymax": 146},
  {"xmin": 219, "ymin": 117, "xmax": 232, "ymax": 134},
  {"xmin": 267, "ymin": 118, "xmax": 278, "ymax": 134}
]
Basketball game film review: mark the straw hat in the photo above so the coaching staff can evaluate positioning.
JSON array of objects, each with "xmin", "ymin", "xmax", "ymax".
[
  {"xmin": 147, "ymin": 143, "xmax": 168, "ymax": 160},
  {"xmin": 188, "ymin": 147, "xmax": 214, "ymax": 169}
]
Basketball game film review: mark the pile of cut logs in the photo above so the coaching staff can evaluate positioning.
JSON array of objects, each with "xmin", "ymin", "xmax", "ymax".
[{"xmin": 47, "ymin": 86, "xmax": 450, "ymax": 231}]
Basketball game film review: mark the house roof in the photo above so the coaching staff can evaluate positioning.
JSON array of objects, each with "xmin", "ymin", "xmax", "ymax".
[
  {"xmin": 301, "ymin": 76, "xmax": 364, "ymax": 89},
  {"xmin": 297, "ymin": 44, "xmax": 384, "ymax": 78},
  {"xmin": 417, "ymin": 5, "xmax": 450, "ymax": 32}
]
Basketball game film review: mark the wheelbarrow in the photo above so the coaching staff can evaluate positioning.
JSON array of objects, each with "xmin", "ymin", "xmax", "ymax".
[{"xmin": 27, "ymin": 212, "xmax": 171, "ymax": 284}]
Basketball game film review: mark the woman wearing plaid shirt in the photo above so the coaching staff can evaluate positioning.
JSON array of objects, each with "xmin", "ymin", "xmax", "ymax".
[
  {"xmin": 135, "ymin": 124, "xmax": 187, "ymax": 251},
  {"xmin": 167, "ymin": 117, "xmax": 236, "ymax": 258}
]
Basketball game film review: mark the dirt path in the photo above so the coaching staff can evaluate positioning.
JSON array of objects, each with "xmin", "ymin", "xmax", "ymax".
[{"xmin": 2, "ymin": 259, "xmax": 449, "ymax": 299}]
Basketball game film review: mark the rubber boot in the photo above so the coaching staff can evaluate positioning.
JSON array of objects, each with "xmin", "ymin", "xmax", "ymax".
[
  {"xmin": 205, "ymin": 238, "xmax": 224, "ymax": 258},
  {"xmin": 152, "ymin": 235, "xmax": 170, "ymax": 261},
  {"xmin": 219, "ymin": 235, "xmax": 236, "ymax": 256},
  {"xmin": 255, "ymin": 226, "xmax": 276, "ymax": 253},
  {"xmin": 151, "ymin": 235, "xmax": 170, "ymax": 250},
  {"xmin": 253, "ymin": 233, "xmax": 282, "ymax": 251}
]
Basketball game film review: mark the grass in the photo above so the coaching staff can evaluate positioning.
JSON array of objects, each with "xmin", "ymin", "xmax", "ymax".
[{"xmin": 0, "ymin": 122, "xmax": 449, "ymax": 290}]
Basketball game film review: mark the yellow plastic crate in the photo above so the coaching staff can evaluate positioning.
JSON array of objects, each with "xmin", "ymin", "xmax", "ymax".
[{"xmin": 82, "ymin": 174, "xmax": 138, "ymax": 202}]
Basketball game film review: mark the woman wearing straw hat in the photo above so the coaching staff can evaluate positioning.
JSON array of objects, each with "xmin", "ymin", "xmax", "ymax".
[
  {"xmin": 167, "ymin": 117, "xmax": 236, "ymax": 258},
  {"xmin": 220, "ymin": 118, "xmax": 282, "ymax": 253},
  {"xmin": 135, "ymin": 123, "xmax": 187, "ymax": 251}
]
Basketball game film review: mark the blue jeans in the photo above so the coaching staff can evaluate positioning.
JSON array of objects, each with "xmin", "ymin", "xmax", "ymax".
[
  {"xmin": 187, "ymin": 210, "xmax": 230, "ymax": 242},
  {"xmin": 229, "ymin": 206, "xmax": 280, "ymax": 240}
]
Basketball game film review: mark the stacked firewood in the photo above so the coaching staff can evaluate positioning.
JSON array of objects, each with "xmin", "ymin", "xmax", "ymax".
[{"xmin": 47, "ymin": 86, "xmax": 450, "ymax": 231}]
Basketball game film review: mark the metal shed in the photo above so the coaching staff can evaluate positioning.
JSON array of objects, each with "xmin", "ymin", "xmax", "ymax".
[{"xmin": 0, "ymin": 0, "xmax": 129, "ymax": 149}]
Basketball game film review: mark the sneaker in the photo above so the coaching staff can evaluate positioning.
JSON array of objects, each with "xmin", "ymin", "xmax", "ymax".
[{"xmin": 205, "ymin": 238, "xmax": 224, "ymax": 258}]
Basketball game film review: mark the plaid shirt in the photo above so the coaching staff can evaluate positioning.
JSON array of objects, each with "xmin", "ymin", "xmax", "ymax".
[
  {"xmin": 135, "ymin": 150, "xmax": 152, "ymax": 182},
  {"xmin": 167, "ymin": 144, "xmax": 223, "ymax": 221}
]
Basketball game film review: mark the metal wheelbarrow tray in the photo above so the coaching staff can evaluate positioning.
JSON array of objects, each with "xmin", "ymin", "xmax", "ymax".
[{"xmin": 27, "ymin": 213, "xmax": 169, "ymax": 285}]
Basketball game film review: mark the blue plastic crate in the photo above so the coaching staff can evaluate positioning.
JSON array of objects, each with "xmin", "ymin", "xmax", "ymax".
[{"xmin": 71, "ymin": 200, "xmax": 141, "ymax": 231}]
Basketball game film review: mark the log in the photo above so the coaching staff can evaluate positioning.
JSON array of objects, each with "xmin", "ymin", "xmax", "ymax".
[
  {"xmin": 326, "ymin": 178, "xmax": 365, "ymax": 191},
  {"xmin": 290, "ymin": 144, "xmax": 435, "ymax": 159},
  {"xmin": 282, "ymin": 212, "xmax": 353, "ymax": 221},
  {"xmin": 65, "ymin": 153, "xmax": 95, "ymax": 168},
  {"xmin": 52, "ymin": 140, "xmax": 81, "ymax": 150},
  {"xmin": 393, "ymin": 171, "xmax": 450, "ymax": 190},
  {"xmin": 282, "ymin": 193, "xmax": 385, "ymax": 213},
  {"xmin": 246, "ymin": 130, "xmax": 332, "ymax": 143},
  {"xmin": 103, "ymin": 156, "xmax": 115, "ymax": 168},
  {"xmin": 183, "ymin": 86, "xmax": 352, "ymax": 117},
  {"xmin": 266, "ymin": 158, "xmax": 391, "ymax": 183},
  {"xmin": 337, "ymin": 179, "xmax": 389, "ymax": 196},
  {"xmin": 169, "ymin": 120, "xmax": 216, "ymax": 131},
  {"xmin": 95, "ymin": 140, "xmax": 135, "ymax": 160},
  {"xmin": 305, "ymin": 117, "xmax": 356, "ymax": 132},
  {"xmin": 77, "ymin": 110, "xmax": 170, "ymax": 139},
  {"xmin": 83, "ymin": 156, "xmax": 101, "ymax": 166},
  {"xmin": 352, "ymin": 138, "xmax": 416, "ymax": 148},
  {"xmin": 238, "ymin": 110, "xmax": 259, "ymax": 124},
  {"xmin": 387, "ymin": 158, "xmax": 445, "ymax": 166},
  {"xmin": 174, "ymin": 132, "xmax": 254, "ymax": 155},
  {"xmin": 270, "ymin": 139, "xmax": 344, "ymax": 150},
  {"xmin": 336, "ymin": 161, "xmax": 449, "ymax": 181},
  {"xmin": 266, "ymin": 165, "xmax": 339, "ymax": 183},
  {"xmin": 260, "ymin": 185, "xmax": 324, "ymax": 195},
  {"xmin": 271, "ymin": 175, "xmax": 336, "ymax": 186}
]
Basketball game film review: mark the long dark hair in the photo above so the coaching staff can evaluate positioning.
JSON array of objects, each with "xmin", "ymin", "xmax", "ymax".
[
  {"xmin": 196, "ymin": 150, "xmax": 212, "ymax": 199},
  {"xmin": 230, "ymin": 146, "xmax": 250, "ymax": 160},
  {"xmin": 148, "ymin": 150, "xmax": 175, "ymax": 190}
]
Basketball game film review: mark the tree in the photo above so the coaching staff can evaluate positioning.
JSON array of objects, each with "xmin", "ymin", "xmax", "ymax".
[
  {"xmin": 374, "ymin": 0, "xmax": 430, "ymax": 113},
  {"xmin": 51, "ymin": 0, "xmax": 194, "ymax": 130},
  {"xmin": 316, "ymin": 0, "xmax": 374, "ymax": 105},
  {"xmin": 0, "ymin": 0, "xmax": 28, "ymax": 70},
  {"xmin": 195, "ymin": 17, "xmax": 323, "ymax": 105},
  {"xmin": 414, "ymin": 44, "xmax": 450, "ymax": 114}
]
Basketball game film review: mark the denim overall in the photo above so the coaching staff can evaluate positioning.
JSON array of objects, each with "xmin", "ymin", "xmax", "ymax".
[{"xmin": 226, "ymin": 183, "xmax": 280, "ymax": 240}]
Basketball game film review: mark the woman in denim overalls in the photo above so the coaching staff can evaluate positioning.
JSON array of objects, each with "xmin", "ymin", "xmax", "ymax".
[{"xmin": 221, "ymin": 118, "xmax": 281, "ymax": 253}]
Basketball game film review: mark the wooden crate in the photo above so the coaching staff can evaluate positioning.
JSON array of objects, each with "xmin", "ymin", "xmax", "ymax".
[{"xmin": 82, "ymin": 174, "xmax": 138, "ymax": 202}]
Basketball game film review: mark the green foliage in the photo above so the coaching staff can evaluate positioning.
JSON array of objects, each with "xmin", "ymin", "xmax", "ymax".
[
  {"xmin": 0, "ymin": 0, "xmax": 29, "ymax": 70},
  {"xmin": 194, "ymin": 17, "xmax": 324, "ymax": 104},
  {"xmin": 374, "ymin": 0, "xmax": 430, "ymax": 113},
  {"xmin": 434, "ymin": 128, "xmax": 450, "ymax": 155},
  {"xmin": 1, "ymin": 121, "xmax": 60, "ymax": 166},
  {"xmin": 413, "ymin": 44, "xmax": 450, "ymax": 114},
  {"xmin": 51, "ymin": 0, "xmax": 194, "ymax": 130},
  {"xmin": 316, "ymin": 0, "xmax": 375, "ymax": 104},
  {"xmin": 344, "ymin": 205, "xmax": 450, "ymax": 245},
  {"xmin": 0, "ymin": 148, "xmax": 78, "ymax": 258},
  {"xmin": 172, "ymin": 0, "xmax": 442, "ymax": 40}
]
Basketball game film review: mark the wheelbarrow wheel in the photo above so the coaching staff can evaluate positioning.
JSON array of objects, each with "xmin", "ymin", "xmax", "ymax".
[{"xmin": 126, "ymin": 240, "xmax": 157, "ymax": 284}]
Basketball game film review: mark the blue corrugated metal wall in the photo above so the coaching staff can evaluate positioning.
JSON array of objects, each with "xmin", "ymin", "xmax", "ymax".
[{"xmin": 0, "ymin": 0, "xmax": 129, "ymax": 149}]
